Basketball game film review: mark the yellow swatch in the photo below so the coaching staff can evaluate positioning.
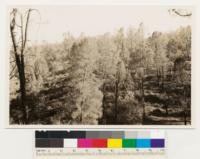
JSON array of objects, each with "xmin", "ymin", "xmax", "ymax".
[{"xmin": 107, "ymin": 139, "xmax": 122, "ymax": 148}]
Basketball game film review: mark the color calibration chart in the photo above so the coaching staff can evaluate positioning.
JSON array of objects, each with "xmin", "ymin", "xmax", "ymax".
[{"xmin": 34, "ymin": 130, "xmax": 166, "ymax": 159}]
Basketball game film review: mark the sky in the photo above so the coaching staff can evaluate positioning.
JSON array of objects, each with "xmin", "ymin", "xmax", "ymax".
[{"xmin": 10, "ymin": 5, "xmax": 193, "ymax": 43}]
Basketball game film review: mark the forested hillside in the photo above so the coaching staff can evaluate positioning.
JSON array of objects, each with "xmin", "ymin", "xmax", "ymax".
[{"xmin": 9, "ymin": 9, "xmax": 191, "ymax": 125}]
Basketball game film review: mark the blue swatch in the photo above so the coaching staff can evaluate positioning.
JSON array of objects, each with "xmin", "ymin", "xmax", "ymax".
[{"xmin": 136, "ymin": 139, "xmax": 151, "ymax": 148}]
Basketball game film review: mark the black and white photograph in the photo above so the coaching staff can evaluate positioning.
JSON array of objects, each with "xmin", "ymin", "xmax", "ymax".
[{"xmin": 8, "ymin": 5, "xmax": 192, "ymax": 126}]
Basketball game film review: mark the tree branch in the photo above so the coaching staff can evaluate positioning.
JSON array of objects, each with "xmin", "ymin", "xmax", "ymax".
[
  {"xmin": 10, "ymin": 65, "xmax": 17, "ymax": 79},
  {"xmin": 23, "ymin": 9, "xmax": 32, "ymax": 53},
  {"xmin": 20, "ymin": 14, "xmax": 24, "ymax": 55},
  {"xmin": 171, "ymin": 9, "xmax": 192, "ymax": 17},
  {"xmin": 10, "ymin": 9, "xmax": 18, "ymax": 55}
]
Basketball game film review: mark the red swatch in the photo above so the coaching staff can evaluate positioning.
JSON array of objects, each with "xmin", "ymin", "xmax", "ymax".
[{"xmin": 92, "ymin": 139, "xmax": 107, "ymax": 148}]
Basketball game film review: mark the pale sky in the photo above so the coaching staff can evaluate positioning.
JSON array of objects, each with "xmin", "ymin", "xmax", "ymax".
[{"xmin": 12, "ymin": 5, "xmax": 193, "ymax": 43}]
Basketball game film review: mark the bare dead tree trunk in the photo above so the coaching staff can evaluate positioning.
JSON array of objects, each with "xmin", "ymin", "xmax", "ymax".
[
  {"xmin": 15, "ymin": 53, "xmax": 27, "ymax": 122},
  {"xmin": 10, "ymin": 8, "xmax": 32, "ymax": 123}
]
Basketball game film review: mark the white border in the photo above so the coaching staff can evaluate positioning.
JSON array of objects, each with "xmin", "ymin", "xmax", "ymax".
[{"xmin": 3, "ymin": 1, "xmax": 197, "ymax": 129}]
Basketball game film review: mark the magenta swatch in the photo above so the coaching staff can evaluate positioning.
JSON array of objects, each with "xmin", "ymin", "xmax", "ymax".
[{"xmin": 78, "ymin": 139, "xmax": 93, "ymax": 148}]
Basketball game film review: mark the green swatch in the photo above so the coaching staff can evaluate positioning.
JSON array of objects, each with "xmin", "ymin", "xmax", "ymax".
[{"xmin": 122, "ymin": 139, "xmax": 136, "ymax": 148}]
